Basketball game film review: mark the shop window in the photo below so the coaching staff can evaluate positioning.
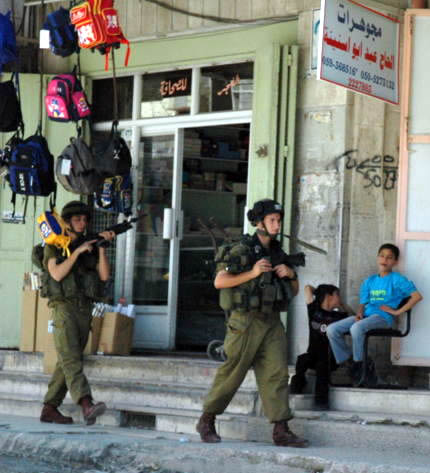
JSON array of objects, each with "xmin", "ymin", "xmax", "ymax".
[
  {"xmin": 199, "ymin": 62, "xmax": 254, "ymax": 113},
  {"xmin": 92, "ymin": 76, "xmax": 133, "ymax": 122},
  {"xmin": 141, "ymin": 69, "xmax": 192, "ymax": 119}
]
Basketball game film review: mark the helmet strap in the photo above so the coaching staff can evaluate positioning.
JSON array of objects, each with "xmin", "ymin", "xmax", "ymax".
[{"xmin": 256, "ymin": 224, "xmax": 278, "ymax": 240}]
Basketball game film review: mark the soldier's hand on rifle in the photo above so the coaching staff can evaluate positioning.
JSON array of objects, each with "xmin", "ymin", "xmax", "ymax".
[
  {"xmin": 252, "ymin": 258, "xmax": 273, "ymax": 277},
  {"xmin": 98, "ymin": 230, "xmax": 116, "ymax": 242},
  {"xmin": 273, "ymin": 264, "xmax": 295, "ymax": 279},
  {"xmin": 75, "ymin": 239, "xmax": 98, "ymax": 255}
]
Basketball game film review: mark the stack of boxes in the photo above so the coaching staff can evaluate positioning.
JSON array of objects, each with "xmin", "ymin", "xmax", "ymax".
[{"xmin": 20, "ymin": 275, "xmax": 135, "ymax": 374}]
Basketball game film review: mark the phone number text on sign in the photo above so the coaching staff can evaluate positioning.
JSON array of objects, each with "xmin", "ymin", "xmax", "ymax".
[{"xmin": 318, "ymin": 0, "xmax": 399, "ymax": 104}]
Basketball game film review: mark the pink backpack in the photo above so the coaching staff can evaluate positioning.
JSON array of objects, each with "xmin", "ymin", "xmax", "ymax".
[{"xmin": 45, "ymin": 71, "xmax": 91, "ymax": 122}]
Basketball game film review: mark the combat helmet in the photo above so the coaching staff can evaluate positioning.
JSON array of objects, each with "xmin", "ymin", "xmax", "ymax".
[
  {"xmin": 247, "ymin": 199, "xmax": 284, "ymax": 226},
  {"xmin": 61, "ymin": 201, "xmax": 91, "ymax": 221}
]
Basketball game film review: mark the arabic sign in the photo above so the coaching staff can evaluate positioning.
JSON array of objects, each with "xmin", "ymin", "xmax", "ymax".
[
  {"xmin": 318, "ymin": 0, "xmax": 400, "ymax": 104},
  {"xmin": 217, "ymin": 74, "xmax": 241, "ymax": 96},
  {"xmin": 159, "ymin": 70, "xmax": 191, "ymax": 98}
]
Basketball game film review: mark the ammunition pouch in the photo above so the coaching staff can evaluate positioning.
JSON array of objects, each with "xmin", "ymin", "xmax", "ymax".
[
  {"xmin": 78, "ymin": 269, "xmax": 106, "ymax": 301},
  {"xmin": 260, "ymin": 283, "xmax": 277, "ymax": 314},
  {"xmin": 39, "ymin": 268, "xmax": 80, "ymax": 301},
  {"xmin": 219, "ymin": 283, "xmax": 260, "ymax": 313},
  {"xmin": 216, "ymin": 235, "xmax": 294, "ymax": 314},
  {"xmin": 273, "ymin": 278, "xmax": 293, "ymax": 311}
]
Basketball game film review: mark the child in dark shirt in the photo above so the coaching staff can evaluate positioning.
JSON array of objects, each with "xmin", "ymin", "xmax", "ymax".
[{"xmin": 290, "ymin": 284, "xmax": 350, "ymax": 410}]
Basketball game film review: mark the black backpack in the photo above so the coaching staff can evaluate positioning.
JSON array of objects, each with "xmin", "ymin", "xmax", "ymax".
[
  {"xmin": 92, "ymin": 121, "xmax": 132, "ymax": 177},
  {"xmin": 0, "ymin": 73, "xmax": 23, "ymax": 132},
  {"xmin": 56, "ymin": 136, "xmax": 104, "ymax": 195}
]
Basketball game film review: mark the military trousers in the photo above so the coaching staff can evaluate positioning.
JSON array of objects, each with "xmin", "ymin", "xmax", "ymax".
[
  {"xmin": 203, "ymin": 311, "xmax": 292, "ymax": 422},
  {"xmin": 44, "ymin": 299, "xmax": 92, "ymax": 406}
]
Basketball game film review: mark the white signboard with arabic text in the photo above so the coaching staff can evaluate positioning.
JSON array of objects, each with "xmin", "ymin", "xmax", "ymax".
[{"xmin": 318, "ymin": 0, "xmax": 399, "ymax": 104}]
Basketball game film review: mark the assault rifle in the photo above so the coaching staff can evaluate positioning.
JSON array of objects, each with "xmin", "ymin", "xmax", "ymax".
[
  {"xmin": 68, "ymin": 216, "xmax": 141, "ymax": 254},
  {"xmin": 197, "ymin": 217, "xmax": 308, "ymax": 268}
]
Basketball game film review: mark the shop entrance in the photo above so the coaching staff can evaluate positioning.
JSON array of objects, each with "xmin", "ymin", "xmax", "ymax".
[
  {"xmin": 89, "ymin": 43, "xmax": 298, "ymax": 355},
  {"xmin": 128, "ymin": 120, "xmax": 250, "ymax": 352},
  {"xmin": 176, "ymin": 124, "xmax": 249, "ymax": 351}
]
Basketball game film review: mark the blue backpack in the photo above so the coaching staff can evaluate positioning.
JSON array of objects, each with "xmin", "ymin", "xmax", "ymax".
[
  {"xmin": 0, "ymin": 11, "xmax": 18, "ymax": 73},
  {"xmin": 42, "ymin": 7, "xmax": 79, "ymax": 57},
  {"xmin": 7, "ymin": 132, "xmax": 56, "ymax": 197},
  {"xmin": 95, "ymin": 174, "xmax": 133, "ymax": 215}
]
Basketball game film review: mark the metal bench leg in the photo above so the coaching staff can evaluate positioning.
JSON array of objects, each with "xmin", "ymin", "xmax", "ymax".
[{"xmin": 357, "ymin": 335, "xmax": 370, "ymax": 387}]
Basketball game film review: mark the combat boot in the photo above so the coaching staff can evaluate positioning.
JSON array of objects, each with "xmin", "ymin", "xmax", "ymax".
[
  {"xmin": 196, "ymin": 412, "xmax": 221, "ymax": 443},
  {"xmin": 79, "ymin": 395, "xmax": 106, "ymax": 425},
  {"xmin": 272, "ymin": 420, "xmax": 308, "ymax": 448},
  {"xmin": 40, "ymin": 404, "xmax": 73, "ymax": 424}
]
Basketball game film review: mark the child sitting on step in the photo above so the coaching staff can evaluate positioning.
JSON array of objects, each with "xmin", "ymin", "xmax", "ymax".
[{"xmin": 290, "ymin": 284, "xmax": 350, "ymax": 410}]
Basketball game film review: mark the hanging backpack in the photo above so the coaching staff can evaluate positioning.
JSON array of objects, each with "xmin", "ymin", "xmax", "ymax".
[
  {"xmin": 0, "ymin": 72, "xmax": 23, "ymax": 132},
  {"xmin": 92, "ymin": 121, "xmax": 132, "ymax": 177},
  {"xmin": 0, "ymin": 11, "xmax": 18, "ymax": 73},
  {"xmin": 42, "ymin": 6, "xmax": 80, "ymax": 58},
  {"xmin": 7, "ymin": 131, "xmax": 56, "ymax": 197},
  {"xmin": 70, "ymin": 0, "xmax": 130, "ymax": 70},
  {"xmin": 95, "ymin": 173, "xmax": 132, "ymax": 215},
  {"xmin": 37, "ymin": 208, "xmax": 71, "ymax": 257},
  {"xmin": 56, "ymin": 136, "xmax": 104, "ymax": 195},
  {"xmin": 45, "ymin": 70, "xmax": 91, "ymax": 122}
]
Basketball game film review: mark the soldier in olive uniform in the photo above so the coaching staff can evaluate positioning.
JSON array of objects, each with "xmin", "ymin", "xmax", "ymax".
[
  {"xmin": 40, "ymin": 201, "xmax": 115, "ymax": 425},
  {"xmin": 196, "ymin": 199, "xmax": 308, "ymax": 448}
]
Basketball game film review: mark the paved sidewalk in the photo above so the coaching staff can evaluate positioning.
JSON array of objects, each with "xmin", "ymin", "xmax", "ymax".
[{"xmin": 0, "ymin": 414, "xmax": 428, "ymax": 473}]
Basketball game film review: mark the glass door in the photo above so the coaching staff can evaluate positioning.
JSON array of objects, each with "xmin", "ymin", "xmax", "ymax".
[
  {"xmin": 176, "ymin": 124, "xmax": 249, "ymax": 351},
  {"xmin": 131, "ymin": 129, "xmax": 183, "ymax": 350}
]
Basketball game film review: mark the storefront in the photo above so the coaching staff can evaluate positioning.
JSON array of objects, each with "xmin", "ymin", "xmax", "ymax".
[
  {"xmin": 84, "ymin": 22, "xmax": 299, "ymax": 351},
  {"xmin": 0, "ymin": 20, "xmax": 299, "ymax": 351}
]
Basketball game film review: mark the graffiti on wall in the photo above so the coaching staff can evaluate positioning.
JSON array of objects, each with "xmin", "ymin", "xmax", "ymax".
[{"xmin": 331, "ymin": 149, "xmax": 398, "ymax": 190}]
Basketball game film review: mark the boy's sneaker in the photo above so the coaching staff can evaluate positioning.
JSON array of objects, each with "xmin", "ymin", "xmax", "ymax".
[
  {"xmin": 347, "ymin": 360, "xmax": 363, "ymax": 383},
  {"xmin": 366, "ymin": 358, "xmax": 378, "ymax": 387}
]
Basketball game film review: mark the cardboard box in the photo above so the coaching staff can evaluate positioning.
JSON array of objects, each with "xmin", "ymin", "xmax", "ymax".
[
  {"xmin": 43, "ymin": 319, "xmax": 57, "ymax": 375},
  {"xmin": 20, "ymin": 289, "xmax": 38, "ymax": 352},
  {"xmin": 84, "ymin": 316, "xmax": 103, "ymax": 355},
  {"xmin": 35, "ymin": 297, "xmax": 52, "ymax": 352},
  {"xmin": 97, "ymin": 312, "xmax": 134, "ymax": 356}
]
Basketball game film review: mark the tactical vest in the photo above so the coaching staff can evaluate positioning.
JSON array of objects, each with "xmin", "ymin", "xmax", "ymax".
[
  {"xmin": 215, "ymin": 235, "xmax": 293, "ymax": 314},
  {"xmin": 35, "ymin": 244, "xmax": 105, "ymax": 302}
]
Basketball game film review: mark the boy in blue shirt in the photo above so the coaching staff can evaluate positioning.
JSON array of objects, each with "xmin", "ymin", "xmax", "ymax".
[{"xmin": 327, "ymin": 243, "xmax": 422, "ymax": 385}]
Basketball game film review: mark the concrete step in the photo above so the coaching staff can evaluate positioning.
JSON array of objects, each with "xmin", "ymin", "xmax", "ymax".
[
  {"xmin": 331, "ymin": 386, "xmax": 430, "ymax": 416},
  {"xmin": 0, "ymin": 351, "xmax": 43, "ymax": 373},
  {"xmin": 0, "ymin": 370, "xmax": 258, "ymax": 415},
  {"xmin": 0, "ymin": 351, "xmax": 259, "ymax": 388},
  {"xmin": 3, "ymin": 391, "xmax": 430, "ymax": 457}
]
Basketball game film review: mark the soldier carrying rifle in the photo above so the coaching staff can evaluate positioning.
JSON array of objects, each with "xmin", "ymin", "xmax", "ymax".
[
  {"xmin": 40, "ymin": 201, "xmax": 115, "ymax": 425},
  {"xmin": 196, "ymin": 199, "xmax": 309, "ymax": 448}
]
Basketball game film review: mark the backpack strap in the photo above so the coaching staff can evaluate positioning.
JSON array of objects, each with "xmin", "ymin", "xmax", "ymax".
[
  {"xmin": 12, "ymin": 72, "xmax": 24, "ymax": 138},
  {"xmin": 111, "ymin": 48, "xmax": 118, "ymax": 122},
  {"xmin": 49, "ymin": 184, "xmax": 57, "ymax": 211},
  {"xmin": 11, "ymin": 192, "xmax": 29, "ymax": 223}
]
